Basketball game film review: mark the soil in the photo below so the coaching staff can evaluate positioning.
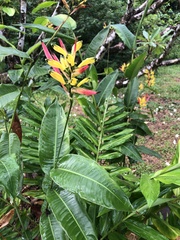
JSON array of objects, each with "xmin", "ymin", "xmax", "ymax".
[{"xmin": 139, "ymin": 93, "xmax": 180, "ymax": 169}]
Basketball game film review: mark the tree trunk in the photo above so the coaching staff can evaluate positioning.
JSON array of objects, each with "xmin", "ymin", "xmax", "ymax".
[{"xmin": 17, "ymin": 0, "xmax": 27, "ymax": 51}]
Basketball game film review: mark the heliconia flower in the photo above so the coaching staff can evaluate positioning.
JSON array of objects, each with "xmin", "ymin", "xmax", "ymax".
[
  {"xmin": 139, "ymin": 83, "xmax": 144, "ymax": 90},
  {"xmin": 119, "ymin": 63, "xmax": 129, "ymax": 72},
  {"xmin": 72, "ymin": 88, "xmax": 97, "ymax": 96},
  {"xmin": 42, "ymin": 39, "xmax": 96, "ymax": 96},
  {"xmin": 144, "ymin": 68, "xmax": 155, "ymax": 87},
  {"xmin": 137, "ymin": 94, "xmax": 150, "ymax": 108}
]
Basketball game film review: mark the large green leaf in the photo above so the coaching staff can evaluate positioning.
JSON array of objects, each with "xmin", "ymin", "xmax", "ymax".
[
  {"xmin": 46, "ymin": 190, "xmax": 98, "ymax": 240},
  {"xmin": 85, "ymin": 26, "xmax": 110, "ymax": 58},
  {"xmin": 125, "ymin": 219, "xmax": 168, "ymax": 240},
  {"xmin": 2, "ymin": 7, "xmax": 15, "ymax": 16},
  {"xmin": 152, "ymin": 217, "xmax": 180, "ymax": 239},
  {"xmin": 124, "ymin": 77, "xmax": 139, "ymax": 109},
  {"xmin": 23, "ymin": 24, "xmax": 75, "ymax": 42},
  {"xmin": 0, "ymin": 132, "xmax": 20, "ymax": 158},
  {"xmin": 8, "ymin": 69, "xmax": 24, "ymax": 83},
  {"xmin": 0, "ymin": 155, "xmax": 20, "ymax": 197},
  {"xmin": 40, "ymin": 212, "xmax": 68, "ymax": 240},
  {"xmin": 50, "ymin": 154, "xmax": 133, "ymax": 211},
  {"xmin": 125, "ymin": 53, "xmax": 146, "ymax": 80},
  {"xmin": 48, "ymin": 14, "xmax": 76, "ymax": 30},
  {"xmin": 154, "ymin": 168, "xmax": 180, "ymax": 185},
  {"xmin": 111, "ymin": 24, "xmax": 135, "ymax": 50},
  {"xmin": 140, "ymin": 174, "xmax": 160, "ymax": 207},
  {"xmin": 0, "ymin": 85, "xmax": 20, "ymax": 109},
  {"xmin": 39, "ymin": 100, "xmax": 70, "ymax": 174},
  {"xmin": 95, "ymin": 70, "xmax": 119, "ymax": 106},
  {"xmin": 32, "ymin": 1, "xmax": 56, "ymax": 14},
  {"xmin": 0, "ymin": 46, "xmax": 30, "ymax": 59}
]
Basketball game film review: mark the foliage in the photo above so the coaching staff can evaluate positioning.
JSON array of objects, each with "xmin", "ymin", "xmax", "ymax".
[{"xmin": 0, "ymin": 1, "xmax": 180, "ymax": 240}]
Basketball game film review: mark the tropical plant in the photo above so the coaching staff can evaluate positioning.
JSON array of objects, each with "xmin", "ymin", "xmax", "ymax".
[{"xmin": 0, "ymin": 1, "xmax": 180, "ymax": 239}]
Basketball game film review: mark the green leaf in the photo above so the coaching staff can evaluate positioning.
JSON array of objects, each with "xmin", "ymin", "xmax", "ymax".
[
  {"xmin": 0, "ymin": 33, "xmax": 15, "ymax": 47},
  {"xmin": 2, "ymin": 7, "xmax": 15, "ymax": 16},
  {"xmin": 50, "ymin": 154, "xmax": 133, "ymax": 211},
  {"xmin": 101, "ymin": 134, "xmax": 133, "ymax": 151},
  {"xmin": 46, "ymin": 190, "xmax": 98, "ymax": 240},
  {"xmin": 125, "ymin": 53, "xmax": 146, "ymax": 80},
  {"xmin": 40, "ymin": 212, "xmax": 68, "ymax": 240},
  {"xmin": 0, "ymin": 84, "xmax": 20, "ymax": 108},
  {"xmin": 8, "ymin": 69, "xmax": 24, "ymax": 83},
  {"xmin": 32, "ymin": 1, "xmax": 57, "ymax": 14},
  {"xmin": 88, "ymin": 64, "xmax": 98, "ymax": 89},
  {"xmin": 111, "ymin": 24, "xmax": 135, "ymax": 50},
  {"xmin": 72, "ymin": 131, "xmax": 97, "ymax": 154},
  {"xmin": 0, "ymin": 132, "xmax": 21, "ymax": 158},
  {"xmin": 85, "ymin": 26, "xmax": 110, "ymax": 58},
  {"xmin": 125, "ymin": 219, "xmax": 168, "ymax": 240},
  {"xmin": 137, "ymin": 145, "xmax": 162, "ymax": 159},
  {"xmin": 0, "ymin": 155, "xmax": 20, "ymax": 197},
  {"xmin": 0, "ymin": 46, "xmax": 30, "ymax": 59},
  {"xmin": 95, "ymin": 70, "xmax": 119, "ymax": 106},
  {"xmin": 48, "ymin": 14, "xmax": 76, "ymax": 30},
  {"xmin": 32, "ymin": 16, "xmax": 49, "ymax": 33},
  {"xmin": 121, "ymin": 143, "xmax": 142, "ymax": 162},
  {"xmin": 23, "ymin": 24, "xmax": 75, "ymax": 42},
  {"xmin": 108, "ymin": 232, "xmax": 126, "ymax": 240},
  {"xmin": 0, "ymin": 24, "xmax": 20, "ymax": 32},
  {"xmin": 154, "ymin": 168, "xmax": 180, "ymax": 186},
  {"xmin": 124, "ymin": 77, "xmax": 139, "ymax": 109},
  {"xmin": 140, "ymin": 174, "xmax": 160, "ymax": 207},
  {"xmin": 39, "ymin": 100, "xmax": 70, "ymax": 174},
  {"xmin": 171, "ymin": 140, "xmax": 180, "ymax": 164},
  {"xmin": 152, "ymin": 217, "xmax": 180, "ymax": 239}
]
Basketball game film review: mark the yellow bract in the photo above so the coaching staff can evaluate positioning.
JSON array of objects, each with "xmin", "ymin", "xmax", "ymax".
[
  {"xmin": 78, "ymin": 57, "xmax": 95, "ymax": 68},
  {"xmin": 48, "ymin": 60, "xmax": 65, "ymax": 71},
  {"xmin": 77, "ymin": 77, "xmax": 89, "ymax": 87},
  {"xmin": 67, "ymin": 54, "xmax": 75, "ymax": 66},
  {"xmin": 70, "ymin": 78, "xmax": 77, "ymax": 86},
  {"xmin": 53, "ymin": 45, "xmax": 67, "ymax": 57},
  {"xmin": 50, "ymin": 71, "xmax": 66, "ymax": 85}
]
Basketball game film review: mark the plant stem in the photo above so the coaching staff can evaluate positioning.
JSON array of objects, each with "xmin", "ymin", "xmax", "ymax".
[
  {"xmin": 55, "ymin": 95, "xmax": 73, "ymax": 168},
  {"xmin": 131, "ymin": 0, "xmax": 153, "ymax": 60},
  {"xmin": 13, "ymin": 199, "xmax": 30, "ymax": 240},
  {"xmin": 95, "ymin": 101, "xmax": 108, "ymax": 162}
]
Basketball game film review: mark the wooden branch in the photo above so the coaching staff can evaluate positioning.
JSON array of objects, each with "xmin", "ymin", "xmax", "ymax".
[
  {"xmin": 160, "ymin": 58, "xmax": 180, "ymax": 66},
  {"xmin": 138, "ymin": 23, "xmax": 180, "ymax": 75},
  {"xmin": 96, "ymin": 0, "xmax": 167, "ymax": 61},
  {"xmin": 130, "ymin": 0, "xmax": 166, "ymax": 22}
]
